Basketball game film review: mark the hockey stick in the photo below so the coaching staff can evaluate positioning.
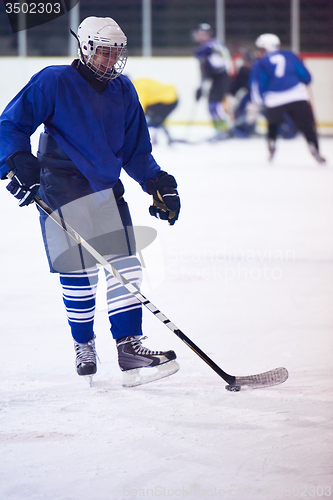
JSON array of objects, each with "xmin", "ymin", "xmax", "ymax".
[
  {"xmin": 39, "ymin": 197, "xmax": 288, "ymax": 390},
  {"xmin": 10, "ymin": 177, "xmax": 288, "ymax": 390}
]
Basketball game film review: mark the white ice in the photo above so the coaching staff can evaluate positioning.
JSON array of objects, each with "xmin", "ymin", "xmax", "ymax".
[{"xmin": 0, "ymin": 128, "xmax": 333, "ymax": 500}]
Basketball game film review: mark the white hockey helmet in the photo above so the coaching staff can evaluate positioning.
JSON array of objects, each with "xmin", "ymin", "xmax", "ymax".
[
  {"xmin": 77, "ymin": 16, "xmax": 128, "ymax": 81},
  {"xmin": 194, "ymin": 23, "xmax": 213, "ymax": 35},
  {"xmin": 255, "ymin": 33, "xmax": 281, "ymax": 52}
]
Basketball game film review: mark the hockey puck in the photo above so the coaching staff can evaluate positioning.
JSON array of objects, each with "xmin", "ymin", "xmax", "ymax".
[{"xmin": 225, "ymin": 384, "xmax": 241, "ymax": 392}]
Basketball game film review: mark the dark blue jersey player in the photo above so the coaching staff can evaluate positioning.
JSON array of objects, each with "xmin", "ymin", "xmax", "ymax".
[
  {"xmin": 192, "ymin": 23, "xmax": 231, "ymax": 140},
  {"xmin": 0, "ymin": 16, "xmax": 181, "ymax": 386},
  {"xmin": 249, "ymin": 33, "xmax": 325, "ymax": 164}
]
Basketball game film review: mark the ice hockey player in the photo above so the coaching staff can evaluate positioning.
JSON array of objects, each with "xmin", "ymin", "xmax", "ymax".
[
  {"xmin": 249, "ymin": 33, "xmax": 326, "ymax": 163},
  {"xmin": 0, "ymin": 16, "xmax": 181, "ymax": 387},
  {"xmin": 192, "ymin": 23, "xmax": 231, "ymax": 141},
  {"xmin": 132, "ymin": 78, "xmax": 178, "ymax": 145}
]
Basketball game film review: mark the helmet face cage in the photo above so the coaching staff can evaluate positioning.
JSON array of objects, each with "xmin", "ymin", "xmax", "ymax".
[
  {"xmin": 77, "ymin": 17, "xmax": 128, "ymax": 82},
  {"xmin": 85, "ymin": 43, "xmax": 128, "ymax": 82}
]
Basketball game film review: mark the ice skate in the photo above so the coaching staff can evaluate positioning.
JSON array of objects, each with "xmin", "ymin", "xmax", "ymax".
[
  {"xmin": 116, "ymin": 335, "xmax": 179, "ymax": 387},
  {"xmin": 268, "ymin": 140, "xmax": 276, "ymax": 161},
  {"xmin": 74, "ymin": 335, "xmax": 98, "ymax": 383},
  {"xmin": 309, "ymin": 143, "xmax": 326, "ymax": 164},
  {"xmin": 207, "ymin": 130, "xmax": 229, "ymax": 142}
]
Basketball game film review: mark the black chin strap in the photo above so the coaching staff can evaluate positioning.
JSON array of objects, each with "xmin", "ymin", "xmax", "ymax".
[{"xmin": 70, "ymin": 29, "xmax": 86, "ymax": 65}]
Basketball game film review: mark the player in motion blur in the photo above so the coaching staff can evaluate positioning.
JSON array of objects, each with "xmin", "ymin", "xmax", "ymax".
[
  {"xmin": 132, "ymin": 78, "xmax": 178, "ymax": 145},
  {"xmin": 192, "ymin": 23, "xmax": 231, "ymax": 140},
  {"xmin": 0, "ymin": 17, "xmax": 181, "ymax": 387},
  {"xmin": 249, "ymin": 33, "xmax": 326, "ymax": 164}
]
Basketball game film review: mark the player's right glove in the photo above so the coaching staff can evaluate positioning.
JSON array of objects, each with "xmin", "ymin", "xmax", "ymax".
[
  {"xmin": 195, "ymin": 87, "xmax": 202, "ymax": 101},
  {"xmin": 146, "ymin": 171, "xmax": 180, "ymax": 226},
  {"xmin": 5, "ymin": 151, "xmax": 40, "ymax": 207}
]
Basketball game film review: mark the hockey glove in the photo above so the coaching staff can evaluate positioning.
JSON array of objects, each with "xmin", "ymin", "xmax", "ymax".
[
  {"xmin": 146, "ymin": 171, "xmax": 180, "ymax": 226},
  {"xmin": 5, "ymin": 151, "xmax": 40, "ymax": 207},
  {"xmin": 195, "ymin": 87, "xmax": 202, "ymax": 101}
]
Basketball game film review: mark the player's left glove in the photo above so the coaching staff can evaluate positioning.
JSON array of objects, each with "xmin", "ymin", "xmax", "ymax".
[
  {"xmin": 5, "ymin": 151, "xmax": 40, "ymax": 207},
  {"xmin": 146, "ymin": 171, "xmax": 180, "ymax": 226}
]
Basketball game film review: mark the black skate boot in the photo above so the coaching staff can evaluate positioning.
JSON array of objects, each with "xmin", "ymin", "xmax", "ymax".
[
  {"xmin": 116, "ymin": 335, "xmax": 179, "ymax": 387},
  {"xmin": 74, "ymin": 335, "xmax": 98, "ymax": 383}
]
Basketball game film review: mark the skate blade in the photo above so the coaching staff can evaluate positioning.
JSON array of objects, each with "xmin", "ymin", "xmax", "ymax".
[
  {"xmin": 122, "ymin": 360, "xmax": 180, "ymax": 387},
  {"xmin": 82, "ymin": 375, "xmax": 94, "ymax": 387}
]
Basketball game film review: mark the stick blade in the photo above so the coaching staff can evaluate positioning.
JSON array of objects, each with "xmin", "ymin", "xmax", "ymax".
[{"xmin": 226, "ymin": 367, "xmax": 288, "ymax": 391}]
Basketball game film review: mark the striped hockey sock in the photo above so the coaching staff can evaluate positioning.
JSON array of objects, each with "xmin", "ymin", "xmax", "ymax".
[
  {"xmin": 60, "ymin": 256, "xmax": 143, "ymax": 343},
  {"xmin": 104, "ymin": 255, "xmax": 143, "ymax": 339},
  {"xmin": 60, "ymin": 269, "xmax": 99, "ymax": 343}
]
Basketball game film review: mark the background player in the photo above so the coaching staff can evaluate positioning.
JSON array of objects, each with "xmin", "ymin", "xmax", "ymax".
[
  {"xmin": 192, "ymin": 23, "xmax": 231, "ymax": 141},
  {"xmin": 249, "ymin": 33, "xmax": 325, "ymax": 163},
  {"xmin": 132, "ymin": 77, "xmax": 178, "ymax": 145}
]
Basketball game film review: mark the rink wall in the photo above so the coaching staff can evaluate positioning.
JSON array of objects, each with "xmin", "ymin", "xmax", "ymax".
[{"xmin": 0, "ymin": 55, "xmax": 332, "ymax": 133}]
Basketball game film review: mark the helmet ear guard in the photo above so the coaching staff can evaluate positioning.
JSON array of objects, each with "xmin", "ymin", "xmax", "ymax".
[{"xmin": 72, "ymin": 16, "xmax": 128, "ymax": 82}]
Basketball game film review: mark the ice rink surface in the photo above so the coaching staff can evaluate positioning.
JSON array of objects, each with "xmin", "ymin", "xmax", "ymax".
[{"xmin": 0, "ymin": 128, "xmax": 332, "ymax": 499}]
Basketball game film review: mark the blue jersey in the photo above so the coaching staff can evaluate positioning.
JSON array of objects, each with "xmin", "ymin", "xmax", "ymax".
[
  {"xmin": 249, "ymin": 50, "xmax": 311, "ymax": 108},
  {"xmin": 0, "ymin": 64, "xmax": 160, "ymax": 192}
]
